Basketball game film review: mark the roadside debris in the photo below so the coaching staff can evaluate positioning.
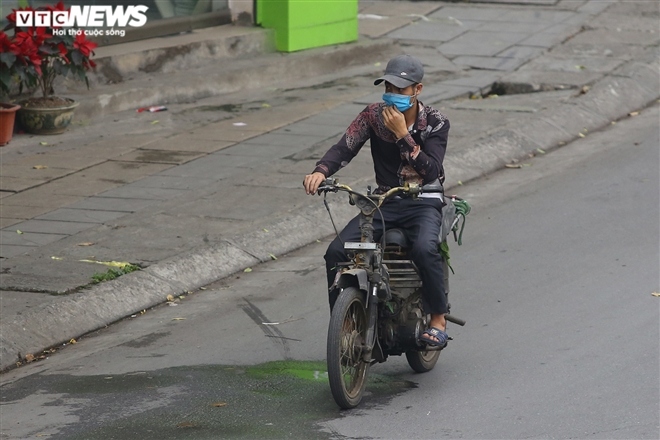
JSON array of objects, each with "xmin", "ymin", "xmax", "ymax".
[{"xmin": 136, "ymin": 106, "xmax": 167, "ymax": 113}]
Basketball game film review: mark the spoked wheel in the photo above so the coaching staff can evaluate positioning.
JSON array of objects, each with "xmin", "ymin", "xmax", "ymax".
[
  {"xmin": 405, "ymin": 348, "xmax": 441, "ymax": 373},
  {"xmin": 327, "ymin": 287, "xmax": 371, "ymax": 409}
]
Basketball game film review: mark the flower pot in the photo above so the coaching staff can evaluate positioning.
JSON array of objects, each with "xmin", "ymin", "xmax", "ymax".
[
  {"xmin": 17, "ymin": 97, "xmax": 79, "ymax": 135},
  {"xmin": 0, "ymin": 103, "xmax": 21, "ymax": 146}
]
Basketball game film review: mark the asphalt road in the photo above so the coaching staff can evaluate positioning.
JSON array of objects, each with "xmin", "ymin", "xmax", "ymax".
[{"xmin": 0, "ymin": 104, "xmax": 658, "ymax": 440}]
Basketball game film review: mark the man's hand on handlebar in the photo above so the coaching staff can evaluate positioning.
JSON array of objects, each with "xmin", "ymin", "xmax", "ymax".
[{"xmin": 303, "ymin": 172, "xmax": 326, "ymax": 195}]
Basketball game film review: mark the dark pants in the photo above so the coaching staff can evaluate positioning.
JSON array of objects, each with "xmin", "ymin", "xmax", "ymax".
[{"xmin": 324, "ymin": 197, "xmax": 448, "ymax": 315}]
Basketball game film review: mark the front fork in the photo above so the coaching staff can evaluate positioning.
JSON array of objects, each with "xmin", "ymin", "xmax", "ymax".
[{"xmin": 363, "ymin": 285, "xmax": 379, "ymax": 361}]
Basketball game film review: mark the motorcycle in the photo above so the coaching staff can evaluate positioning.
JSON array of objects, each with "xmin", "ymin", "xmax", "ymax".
[{"xmin": 317, "ymin": 178, "xmax": 469, "ymax": 409}]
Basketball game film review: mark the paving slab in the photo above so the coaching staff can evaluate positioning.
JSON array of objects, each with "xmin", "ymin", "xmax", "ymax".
[
  {"xmin": 113, "ymin": 149, "xmax": 206, "ymax": 165},
  {"xmin": 156, "ymin": 155, "xmax": 251, "ymax": 179},
  {"xmin": 5, "ymin": 220, "xmax": 97, "ymax": 236},
  {"xmin": 360, "ymin": 1, "xmax": 442, "ymax": 16},
  {"xmin": 0, "ymin": 245, "xmax": 38, "ymax": 259},
  {"xmin": 399, "ymin": 46, "xmax": 464, "ymax": 72},
  {"xmin": 475, "ymin": 0, "xmax": 558, "ymax": 5},
  {"xmin": 589, "ymin": 13, "xmax": 660, "ymax": 33},
  {"xmin": 494, "ymin": 70, "xmax": 604, "ymax": 94},
  {"xmin": 476, "ymin": 20, "xmax": 555, "ymax": 33},
  {"xmin": 452, "ymin": 55, "xmax": 530, "ymax": 71},
  {"xmin": 0, "ymin": 176, "xmax": 49, "ymax": 193},
  {"xmin": 0, "ymin": 218, "xmax": 23, "ymax": 229},
  {"xmin": 5, "ymin": 151, "xmax": 108, "ymax": 170},
  {"xmin": 1, "ymin": 190, "xmax": 81, "ymax": 209},
  {"xmin": 519, "ymin": 56, "xmax": 625, "ymax": 74},
  {"xmin": 428, "ymin": 6, "xmax": 511, "ymax": 21},
  {"xmin": 438, "ymin": 31, "xmax": 531, "ymax": 57},
  {"xmin": 272, "ymin": 123, "xmax": 345, "ymax": 139},
  {"xmin": 519, "ymin": 29, "xmax": 572, "ymax": 48},
  {"xmin": 186, "ymin": 125, "xmax": 263, "ymax": 143},
  {"xmin": 388, "ymin": 21, "xmax": 472, "ymax": 42},
  {"xmin": 567, "ymin": 29, "xmax": 660, "ymax": 47},
  {"xmin": 0, "ymin": 291, "xmax": 60, "ymax": 318},
  {"xmin": 129, "ymin": 175, "xmax": 219, "ymax": 190},
  {"xmin": 43, "ymin": 162, "xmax": 174, "ymax": 197},
  {"xmin": 139, "ymin": 136, "xmax": 235, "ymax": 153},
  {"xmin": 0, "ymin": 166, "xmax": 76, "ymax": 182},
  {"xmin": 1, "ymin": 205, "xmax": 59, "ymax": 221},
  {"xmin": 241, "ymin": 133, "xmax": 330, "ymax": 148},
  {"xmin": 93, "ymin": 185, "xmax": 191, "ymax": 201},
  {"xmin": 359, "ymin": 16, "xmax": 417, "ymax": 39},
  {"xmin": 499, "ymin": 8, "xmax": 575, "ymax": 23},
  {"xmin": 0, "ymin": 230, "xmax": 69, "ymax": 247},
  {"xmin": 35, "ymin": 208, "xmax": 129, "ymax": 224},
  {"xmin": 64, "ymin": 196, "xmax": 162, "ymax": 213},
  {"xmin": 548, "ymin": 42, "xmax": 652, "ymax": 61},
  {"xmin": 0, "ymin": 256, "xmax": 105, "ymax": 293}
]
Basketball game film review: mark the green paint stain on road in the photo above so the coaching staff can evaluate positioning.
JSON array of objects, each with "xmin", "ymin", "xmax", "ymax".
[{"xmin": 3, "ymin": 360, "xmax": 415, "ymax": 439}]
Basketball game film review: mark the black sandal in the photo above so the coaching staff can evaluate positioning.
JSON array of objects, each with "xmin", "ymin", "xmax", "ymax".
[{"xmin": 419, "ymin": 327, "xmax": 449, "ymax": 349}]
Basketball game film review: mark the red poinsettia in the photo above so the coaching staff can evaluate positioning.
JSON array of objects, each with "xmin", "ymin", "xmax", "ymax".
[{"xmin": 2, "ymin": 1, "xmax": 96, "ymax": 98}]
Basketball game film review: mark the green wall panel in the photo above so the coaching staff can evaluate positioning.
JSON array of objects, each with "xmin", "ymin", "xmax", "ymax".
[{"xmin": 257, "ymin": 0, "xmax": 358, "ymax": 52}]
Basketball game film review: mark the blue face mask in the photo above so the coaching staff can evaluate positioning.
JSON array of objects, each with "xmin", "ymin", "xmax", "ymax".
[{"xmin": 382, "ymin": 92, "xmax": 415, "ymax": 112}]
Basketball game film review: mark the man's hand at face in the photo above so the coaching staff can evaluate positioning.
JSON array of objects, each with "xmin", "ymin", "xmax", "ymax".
[
  {"xmin": 303, "ymin": 172, "xmax": 326, "ymax": 195},
  {"xmin": 382, "ymin": 106, "xmax": 409, "ymax": 140}
]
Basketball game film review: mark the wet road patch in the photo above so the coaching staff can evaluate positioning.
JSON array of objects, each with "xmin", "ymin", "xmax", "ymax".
[{"xmin": 1, "ymin": 360, "xmax": 414, "ymax": 439}]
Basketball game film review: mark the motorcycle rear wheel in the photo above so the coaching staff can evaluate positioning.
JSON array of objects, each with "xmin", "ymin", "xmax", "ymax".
[
  {"xmin": 327, "ymin": 287, "xmax": 370, "ymax": 409},
  {"xmin": 405, "ymin": 349, "xmax": 441, "ymax": 373}
]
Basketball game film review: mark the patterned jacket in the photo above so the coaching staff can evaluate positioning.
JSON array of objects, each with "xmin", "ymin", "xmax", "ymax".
[{"xmin": 313, "ymin": 101, "xmax": 449, "ymax": 193}]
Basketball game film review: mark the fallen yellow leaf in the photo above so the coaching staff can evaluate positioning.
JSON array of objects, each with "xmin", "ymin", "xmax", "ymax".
[
  {"xmin": 16, "ymin": 230, "xmax": 23, "ymax": 234},
  {"xmin": 578, "ymin": 133, "xmax": 586, "ymax": 138},
  {"xmin": 39, "ymin": 141, "xmax": 48, "ymax": 146},
  {"xmin": 244, "ymin": 267, "xmax": 253, "ymax": 273},
  {"xmin": 652, "ymin": 292, "xmax": 660, "ymax": 297},
  {"xmin": 172, "ymin": 317, "xmax": 186, "ymax": 321},
  {"xmin": 212, "ymin": 402, "xmax": 228, "ymax": 407},
  {"xmin": 25, "ymin": 353, "xmax": 35, "ymax": 363},
  {"xmin": 629, "ymin": 111, "xmax": 639, "ymax": 117},
  {"xmin": 69, "ymin": 339, "xmax": 77, "ymax": 344},
  {"xmin": 166, "ymin": 294, "xmax": 175, "ymax": 302},
  {"xmin": 79, "ymin": 259, "xmax": 131, "ymax": 268},
  {"xmin": 51, "ymin": 256, "xmax": 63, "ymax": 260},
  {"xmin": 77, "ymin": 242, "xmax": 95, "ymax": 247},
  {"xmin": 33, "ymin": 165, "xmax": 48, "ymax": 169},
  {"xmin": 505, "ymin": 164, "xmax": 523, "ymax": 169},
  {"xmin": 269, "ymin": 254, "xmax": 277, "ymax": 260}
]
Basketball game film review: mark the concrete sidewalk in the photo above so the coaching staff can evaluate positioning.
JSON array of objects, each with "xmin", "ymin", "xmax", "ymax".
[{"xmin": 1, "ymin": 0, "xmax": 658, "ymax": 371}]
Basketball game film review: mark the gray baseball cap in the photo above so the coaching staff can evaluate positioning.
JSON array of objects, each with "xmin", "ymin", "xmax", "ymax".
[{"xmin": 374, "ymin": 54, "xmax": 424, "ymax": 88}]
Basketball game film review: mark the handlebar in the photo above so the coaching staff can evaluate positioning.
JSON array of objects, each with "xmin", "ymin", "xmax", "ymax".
[{"xmin": 317, "ymin": 178, "xmax": 443, "ymax": 203}]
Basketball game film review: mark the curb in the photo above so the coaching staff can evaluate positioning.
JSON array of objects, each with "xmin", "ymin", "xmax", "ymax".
[{"xmin": 2, "ymin": 57, "xmax": 658, "ymax": 373}]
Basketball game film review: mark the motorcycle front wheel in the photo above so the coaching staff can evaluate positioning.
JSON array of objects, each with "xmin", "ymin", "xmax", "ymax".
[{"xmin": 327, "ymin": 287, "xmax": 370, "ymax": 409}]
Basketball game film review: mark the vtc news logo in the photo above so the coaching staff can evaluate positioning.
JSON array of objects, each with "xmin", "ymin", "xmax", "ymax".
[{"xmin": 15, "ymin": 5, "xmax": 149, "ymax": 28}]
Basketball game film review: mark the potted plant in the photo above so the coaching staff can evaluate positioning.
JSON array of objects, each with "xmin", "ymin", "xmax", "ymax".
[
  {"xmin": 3, "ymin": 2, "xmax": 97, "ymax": 135},
  {"xmin": 0, "ymin": 31, "xmax": 23, "ymax": 145}
]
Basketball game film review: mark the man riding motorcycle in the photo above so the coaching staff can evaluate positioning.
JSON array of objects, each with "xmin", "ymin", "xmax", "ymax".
[{"xmin": 303, "ymin": 54, "xmax": 451, "ymax": 348}]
